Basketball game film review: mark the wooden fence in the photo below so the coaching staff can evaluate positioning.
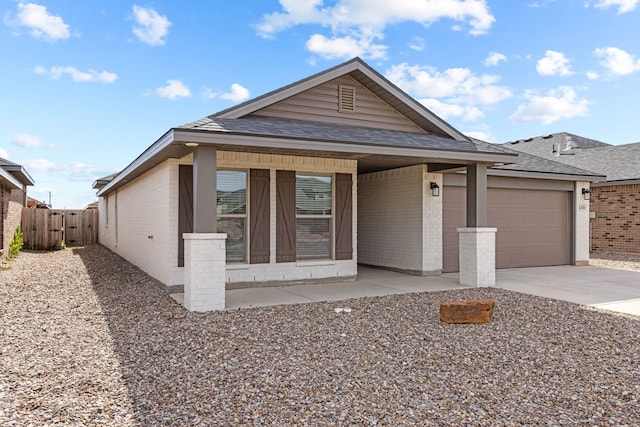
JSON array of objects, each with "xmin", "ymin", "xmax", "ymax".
[{"xmin": 22, "ymin": 209, "xmax": 99, "ymax": 250}]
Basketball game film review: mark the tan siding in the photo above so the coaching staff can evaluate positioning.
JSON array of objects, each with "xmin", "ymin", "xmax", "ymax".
[{"xmin": 252, "ymin": 75, "xmax": 426, "ymax": 133}]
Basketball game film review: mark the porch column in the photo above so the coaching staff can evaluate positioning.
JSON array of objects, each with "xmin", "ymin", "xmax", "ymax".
[
  {"xmin": 459, "ymin": 164, "xmax": 496, "ymax": 287},
  {"xmin": 193, "ymin": 146, "xmax": 217, "ymax": 232},
  {"xmin": 183, "ymin": 146, "xmax": 227, "ymax": 311}
]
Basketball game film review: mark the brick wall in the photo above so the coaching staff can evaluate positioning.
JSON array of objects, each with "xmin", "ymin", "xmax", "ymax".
[
  {"xmin": 1, "ymin": 185, "xmax": 26, "ymax": 259},
  {"xmin": 591, "ymin": 183, "xmax": 640, "ymax": 253},
  {"xmin": 98, "ymin": 152, "xmax": 358, "ymax": 288},
  {"xmin": 358, "ymin": 165, "xmax": 443, "ymax": 274}
]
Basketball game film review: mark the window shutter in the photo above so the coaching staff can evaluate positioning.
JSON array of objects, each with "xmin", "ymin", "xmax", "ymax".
[
  {"xmin": 334, "ymin": 173, "xmax": 353, "ymax": 260},
  {"xmin": 250, "ymin": 169, "xmax": 270, "ymax": 264},
  {"xmin": 276, "ymin": 170, "xmax": 296, "ymax": 262},
  {"xmin": 178, "ymin": 165, "xmax": 193, "ymax": 267}
]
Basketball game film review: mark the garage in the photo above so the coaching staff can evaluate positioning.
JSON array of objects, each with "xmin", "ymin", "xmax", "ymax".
[{"xmin": 443, "ymin": 182, "xmax": 572, "ymax": 272}]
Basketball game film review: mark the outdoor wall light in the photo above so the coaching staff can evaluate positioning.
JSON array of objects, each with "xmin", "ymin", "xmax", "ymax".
[
  {"xmin": 185, "ymin": 142, "xmax": 199, "ymax": 147},
  {"xmin": 582, "ymin": 188, "xmax": 591, "ymax": 201},
  {"xmin": 430, "ymin": 181, "xmax": 440, "ymax": 197}
]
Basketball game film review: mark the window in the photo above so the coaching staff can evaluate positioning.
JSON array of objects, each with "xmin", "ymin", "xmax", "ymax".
[
  {"xmin": 296, "ymin": 174, "xmax": 332, "ymax": 260},
  {"xmin": 217, "ymin": 170, "xmax": 247, "ymax": 263}
]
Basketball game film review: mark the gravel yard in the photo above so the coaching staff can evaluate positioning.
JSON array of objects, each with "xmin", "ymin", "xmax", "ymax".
[{"xmin": 2, "ymin": 245, "xmax": 640, "ymax": 426}]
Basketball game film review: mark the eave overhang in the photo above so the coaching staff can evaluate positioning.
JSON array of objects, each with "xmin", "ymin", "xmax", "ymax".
[{"xmin": 97, "ymin": 128, "xmax": 518, "ymax": 197}]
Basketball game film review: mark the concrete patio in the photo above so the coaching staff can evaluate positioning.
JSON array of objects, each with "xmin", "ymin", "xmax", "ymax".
[{"xmin": 170, "ymin": 265, "xmax": 640, "ymax": 316}]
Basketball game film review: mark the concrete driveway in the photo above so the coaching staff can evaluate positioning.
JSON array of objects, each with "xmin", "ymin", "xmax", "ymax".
[
  {"xmin": 491, "ymin": 265, "xmax": 640, "ymax": 316},
  {"xmin": 217, "ymin": 265, "xmax": 640, "ymax": 316}
]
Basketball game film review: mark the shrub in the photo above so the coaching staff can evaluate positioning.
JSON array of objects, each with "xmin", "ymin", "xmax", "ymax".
[{"xmin": 8, "ymin": 225, "xmax": 23, "ymax": 259}]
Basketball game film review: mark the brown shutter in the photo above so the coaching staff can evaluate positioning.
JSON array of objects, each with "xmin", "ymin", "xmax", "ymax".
[
  {"xmin": 178, "ymin": 165, "xmax": 193, "ymax": 267},
  {"xmin": 249, "ymin": 169, "xmax": 270, "ymax": 263},
  {"xmin": 276, "ymin": 170, "xmax": 296, "ymax": 262},
  {"xmin": 334, "ymin": 173, "xmax": 353, "ymax": 260}
]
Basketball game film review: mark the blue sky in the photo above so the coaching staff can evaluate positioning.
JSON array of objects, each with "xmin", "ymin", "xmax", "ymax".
[{"xmin": 2, "ymin": 0, "xmax": 640, "ymax": 208}]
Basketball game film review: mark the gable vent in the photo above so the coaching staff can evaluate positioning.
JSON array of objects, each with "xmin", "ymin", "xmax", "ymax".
[{"xmin": 338, "ymin": 85, "xmax": 356, "ymax": 113}]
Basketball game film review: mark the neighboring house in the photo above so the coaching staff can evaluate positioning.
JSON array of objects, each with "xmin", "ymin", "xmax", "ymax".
[
  {"xmin": 93, "ymin": 58, "xmax": 602, "ymax": 311},
  {"xmin": 85, "ymin": 201, "xmax": 99, "ymax": 210},
  {"xmin": 0, "ymin": 158, "xmax": 35, "ymax": 258},
  {"xmin": 505, "ymin": 133, "xmax": 640, "ymax": 254}
]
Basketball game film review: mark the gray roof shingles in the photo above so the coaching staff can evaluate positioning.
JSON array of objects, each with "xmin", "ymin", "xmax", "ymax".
[
  {"xmin": 504, "ymin": 132, "xmax": 640, "ymax": 181},
  {"xmin": 179, "ymin": 116, "xmax": 508, "ymax": 155},
  {"xmin": 472, "ymin": 139, "xmax": 603, "ymax": 177}
]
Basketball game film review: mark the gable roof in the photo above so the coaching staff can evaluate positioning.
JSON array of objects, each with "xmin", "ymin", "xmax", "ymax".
[
  {"xmin": 503, "ymin": 132, "xmax": 640, "ymax": 183},
  {"xmin": 213, "ymin": 57, "xmax": 468, "ymax": 141},
  {"xmin": 0, "ymin": 157, "xmax": 35, "ymax": 189},
  {"xmin": 98, "ymin": 59, "xmax": 525, "ymax": 196}
]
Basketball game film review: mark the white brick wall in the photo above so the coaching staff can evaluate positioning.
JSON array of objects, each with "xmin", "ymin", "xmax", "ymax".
[
  {"xmin": 98, "ymin": 161, "xmax": 175, "ymax": 285},
  {"xmin": 357, "ymin": 165, "xmax": 443, "ymax": 274},
  {"xmin": 574, "ymin": 181, "xmax": 590, "ymax": 265},
  {"xmin": 458, "ymin": 227, "xmax": 496, "ymax": 287},
  {"xmin": 99, "ymin": 151, "xmax": 358, "ymax": 287},
  {"xmin": 184, "ymin": 233, "xmax": 226, "ymax": 311}
]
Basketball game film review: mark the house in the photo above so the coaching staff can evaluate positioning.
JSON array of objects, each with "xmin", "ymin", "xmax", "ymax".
[
  {"xmin": 94, "ymin": 58, "xmax": 602, "ymax": 311},
  {"xmin": 505, "ymin": 133, "xmax": 640, "ymax": 254},
  {"xmin": 1, "ymin": 158, "xmax": 35, "ymax": 258}
]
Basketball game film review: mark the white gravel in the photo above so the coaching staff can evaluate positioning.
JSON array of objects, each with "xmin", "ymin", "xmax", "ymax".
[{"xmin": 2, "ymin": 245, "xmax": 640, "ymax": 426}]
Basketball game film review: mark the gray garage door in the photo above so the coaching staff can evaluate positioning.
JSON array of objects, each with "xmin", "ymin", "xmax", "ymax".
[{"xmin": 443, "ymin": 186, "xmax": 571, "ymax": 272}]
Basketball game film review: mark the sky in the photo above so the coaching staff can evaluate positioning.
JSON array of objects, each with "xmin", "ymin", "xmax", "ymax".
[{"xmin": 2, "ymin": 0, "xmax": 640, "ymax": 208}]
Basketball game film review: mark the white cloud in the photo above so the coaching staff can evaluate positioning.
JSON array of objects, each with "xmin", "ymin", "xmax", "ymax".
[
  {"xmin": 509, "ymin": 86, "xmax": 591, "ymax": 124},
  {"xmin": 155, "ymin": 80, "xmax": 191, "ymax": 99},
  {"xmin": 220, "ymin": 84, "xmax": 250, "ymax": 103},
  {"xmin": 22, "ymin": 158, "xmax": 57, "ymax": 171},
  {"xmin": 485, "ymin": 52, "xmax": 507, "ymax": 67},
  {"xmin": 12, "ymin": 133, "xmax": 55, "ymax": 148},
  {"xmin": 306, "ymin": 32, "xmax": 387, "ymax": 59},
  {"xmin": 594, "ymin": 46, "xmax": 640, "ymax": 75},
  {"xmin": 586, "ymin": 71, "xmax": 600, "ymax": 80},
  {"xmin": 34, "ymin": 66, "xmax": 117, "ymax": 83},
  {"xmin": 22, "ymin": 159, "xmax": 113, "ymax": 182},
  {"xmin": 419, "ymin": 98, "xmax": 484, "ymax": 121},
  {"xmin": 9, "ymin": 2, "xmax": 70, "ymax": 42},
  {"xmin": 132, "ymin": 5, "xmax": 172, "ymax": 46},
  {"xmin": 386, "ymin": 63, "xmax": 512, "ymax": 105},
  {"xmin": 202, "ymin": 83, "xmax": 250, "ymax": 103},
  {"xmin": 592, "ymin": 0, "xmax": 639, "ymax": 14},
  {"xmin": 257, "ymin": 0, "xmax": 494, "ymax": 59},
  {"xmin": 408, "ymin": 37, "xmax": 426, "ymax": 52},
  {"xmin": 0, "ymin": 148, "xmax": 8, "ymax": 159},
  {"xmin": 536, "ymin": 50, "xmax": 574, "ymax": 76},
  {"xmin": 463, "ymin": 131, "xmax": 495, "ymax": 142}
]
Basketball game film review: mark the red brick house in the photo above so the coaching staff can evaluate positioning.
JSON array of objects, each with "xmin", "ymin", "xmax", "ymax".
[{"xmin": 0, "ymin": 158, "xmax": 35, "ymax": 258}]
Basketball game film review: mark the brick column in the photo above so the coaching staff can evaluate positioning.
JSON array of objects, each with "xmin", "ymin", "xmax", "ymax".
[
  {"xmin": 458, "ymin": 227, "xmax": 496, "ymax": 287},
  {"xmin": 183, "ymin": 233, "xmax": 226, "ymax": 312}
]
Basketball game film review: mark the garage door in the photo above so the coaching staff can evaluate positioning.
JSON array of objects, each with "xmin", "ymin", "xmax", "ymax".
[{"xmin": 443, "ymin": 186, "xmax": 571, "ymax": 272}]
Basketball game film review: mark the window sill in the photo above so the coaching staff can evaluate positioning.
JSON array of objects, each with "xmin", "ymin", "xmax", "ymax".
[
  {"xmin": 296, "ymin": 260, "xmax": 335, "ymax": 267},
  {"xmin": 226, "ymin": 263, "xmax": 250, "ymax": 270}
]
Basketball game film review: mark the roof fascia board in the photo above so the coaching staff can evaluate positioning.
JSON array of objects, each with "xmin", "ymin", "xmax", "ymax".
[
  {"xmin": 98, "ymin": 129, "xmax": 175, "ymax": 196},
  {"xmin": 0, "ymin": 167, "xmax": 23, "ymax": 189},
  {"xmin": 592, "ymin": 178, "xmax": 640, "ymax": 187},
  {"xmin": 173, "ymin": 129, "xmax": 517, "ymax": 165},
  {"xmin": 488, "ymin": 168, "xmax": 606, "ymax": 182},
  {"xmin": 1, "ymin": 164, "xmax": 35, "ymax": 185}
]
